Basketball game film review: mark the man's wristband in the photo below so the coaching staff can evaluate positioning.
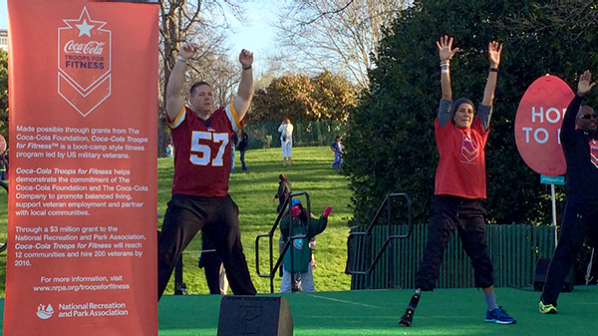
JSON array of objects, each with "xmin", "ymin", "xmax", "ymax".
[
  {"xmin": 489, "ymin": 67, "xmax": 498, "ymax": 73},
  {"xmin": 177, "ymin": 55, "xmax": 188, "ymax": 63},
  {"xmin": 242, "ymin": 65, "xmax": 252, "ymax": 70}
]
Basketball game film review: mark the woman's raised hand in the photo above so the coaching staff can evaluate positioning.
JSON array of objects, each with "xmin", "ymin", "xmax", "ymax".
[
  {"xmin": 437, "ymin": 35, "xmax": 459, "ymax": 62},
  {"xmin": 488, "ymin": 41, "xmax": 503, "ymax": 68}
]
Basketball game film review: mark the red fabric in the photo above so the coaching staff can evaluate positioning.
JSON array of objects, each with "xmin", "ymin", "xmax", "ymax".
[
  {"xmin": 434, "ymin": 118, "xmax": 489, "ymax": 199},
  {"xmin": 591, "ymin": 139, "xmax": 598, "ymax": 169},
  {"xmin": 171, "ymin": 107, "xmax": 234, "ymax": 197}
]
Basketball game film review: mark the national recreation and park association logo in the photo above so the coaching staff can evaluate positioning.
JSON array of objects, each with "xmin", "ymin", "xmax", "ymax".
[
  {"xmin": 58, "ymin": 7, "xmax": 112, "ymax": 117},
  {"xmin": 37, "ymin": 303, "xmax": 54, "ymax": 320}
]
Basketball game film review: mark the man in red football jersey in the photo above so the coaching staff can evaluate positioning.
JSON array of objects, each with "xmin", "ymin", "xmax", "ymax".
[{"xmin": 157, "ymin": 43, "xmax": 256, "ymax": 300}]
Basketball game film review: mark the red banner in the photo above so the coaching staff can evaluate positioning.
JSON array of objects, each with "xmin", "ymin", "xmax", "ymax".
[
  {"xmin": 5, "ymin": 1, "xmax": 158, "ymax": 335},
  {"xmin": 515, "ymin": 75, "xmax": 574, "ymax": 176}
]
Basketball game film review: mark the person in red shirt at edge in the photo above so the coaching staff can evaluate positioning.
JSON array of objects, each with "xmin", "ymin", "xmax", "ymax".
[
  {"xmin": 157, "ymin": 43, "xmax": 257, "ymax": 300},
  {"xmin": 399, "ymin": 36, "xmax": 515, "ymax": 326}
]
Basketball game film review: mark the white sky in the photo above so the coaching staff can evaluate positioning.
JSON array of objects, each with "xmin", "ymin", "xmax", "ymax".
[
  {"xmin": 0, "ymin": 0, "xmax": 6, "ymax": 29},
  {"xmin": 225, "ymin": 2, "xmax": 277, "ymax": 71}
]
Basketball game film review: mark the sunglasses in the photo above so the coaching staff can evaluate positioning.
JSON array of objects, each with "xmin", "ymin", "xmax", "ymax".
[{"xmin": 580, "ymin": 114, "xmax": 597, "ymax": 120}]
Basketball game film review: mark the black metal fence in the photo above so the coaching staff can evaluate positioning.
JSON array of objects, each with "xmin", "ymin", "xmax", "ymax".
[{"xmin": 348, "ymin": 224, "xmax": 556, "ymax": 290}]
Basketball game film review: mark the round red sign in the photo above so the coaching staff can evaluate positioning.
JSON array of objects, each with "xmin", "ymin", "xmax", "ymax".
[
  {"xmin": 515, "ymin": 75, "xmax": 574, "ymax": 176},
  {"xmin": 0, "ymin": 134, "xmax": 6, "ymax": 155}
]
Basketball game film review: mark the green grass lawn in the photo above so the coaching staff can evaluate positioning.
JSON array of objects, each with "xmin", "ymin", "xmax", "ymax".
[
  {"xmin": 0, "ymin": 146, "xmax": 353, "ymax": 297},
  {"xmin": 158, "ymin": 146, "xmax": 353, "ymax": 296}
]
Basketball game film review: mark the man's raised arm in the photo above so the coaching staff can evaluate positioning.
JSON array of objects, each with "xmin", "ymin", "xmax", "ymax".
[
  {"xmin": 165, "ymin": 43, "xmax": 197, "ymax": 122},
  {"xmin": 562, "ymin": 70, "xmax": 596, "ymax": 142},
  {"xmin": 233, "ymin": 49, "xmax": 254, "ymax": 121}
]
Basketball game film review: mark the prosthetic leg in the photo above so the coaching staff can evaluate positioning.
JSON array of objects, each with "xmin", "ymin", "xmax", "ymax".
[{"xmin": 399, "ymin": 289, "xmax": 421, "ymax": 327}]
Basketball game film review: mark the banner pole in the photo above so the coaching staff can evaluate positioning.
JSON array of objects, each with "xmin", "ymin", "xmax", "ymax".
[{"xmin": 551, "ymin": 183, "xmax": 558, "ymax": 248}]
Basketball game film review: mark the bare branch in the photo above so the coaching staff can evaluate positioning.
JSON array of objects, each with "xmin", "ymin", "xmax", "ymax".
[
  {"xmin": 270, "ymin": 0, "xmax": 406, "ymax": 88},
  {"xmin": 301, "ymin": 0, "xmax": 355, "ymax": 26}
]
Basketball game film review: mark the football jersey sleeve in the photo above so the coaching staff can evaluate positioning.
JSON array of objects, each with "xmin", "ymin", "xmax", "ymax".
[
  {"xmin": 225, "ymin": 104, "xmax": 241, "ymax": 132},
  {"xmin": 167, "ymin": 106, "xmax": 187, "ymax": 129}
]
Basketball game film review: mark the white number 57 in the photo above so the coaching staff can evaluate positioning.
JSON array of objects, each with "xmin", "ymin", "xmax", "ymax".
[{"xmin": 190, "ymin": 131, "xmax": 229, "ymax": 166}]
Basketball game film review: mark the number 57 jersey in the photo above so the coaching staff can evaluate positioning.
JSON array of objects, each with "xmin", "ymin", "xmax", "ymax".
[{"xmin": 168, "ymin": 104, "xmax": 241, "ymax": 197}]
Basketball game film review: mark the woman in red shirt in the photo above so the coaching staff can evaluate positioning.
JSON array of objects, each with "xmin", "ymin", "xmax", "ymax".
[{"xmin": 399, "ymin": 35, "xmax": 515, "ymax": 327}]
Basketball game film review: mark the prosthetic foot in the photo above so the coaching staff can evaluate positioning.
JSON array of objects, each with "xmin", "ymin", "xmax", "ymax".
[{"xmin": 399, "ymin": 289, "xmax": 421, "ymax": 327}]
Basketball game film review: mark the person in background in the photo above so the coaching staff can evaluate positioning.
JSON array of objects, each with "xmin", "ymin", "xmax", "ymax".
[
  {"xmin": 238, "ymin": 127, "xmax": 249, "ymax": 172},
  {"xmin": 166, "ymin": 143, "xmax": 174, "ymax": 158},
  {"xmin": 274, "ymin": 174, "xmax": 292, "ymax": 213},
  {"xmin": 0, "ymin": 151, "xmax": 7, "ymax": 181},
  {"xmin": 308, "ymin": 237, "xmax": 318, "ymax": 270},
  {"xmin": 230, "ymin": 131, "xmax": 238, "ymax": 173},
  {"xmin": 3, "ymin": 149, "xmax": 7, "ymax": 181},
  {"xmin": 278, "ymin": 118, "xmax": 294, "ymax": 166},
  {"xmin": 199, "ymin": 233, "xmax": 229, "ymax": 295},
  {"xmin": 330, "ymin": 135, "xmax": 343, "ymax": 169},
  {"xmin": 279, "ymin": 199, "xmax": 332, "ymax": 293}
]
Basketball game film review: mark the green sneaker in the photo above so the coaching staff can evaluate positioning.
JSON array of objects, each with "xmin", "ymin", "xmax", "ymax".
[{"xmin": 539, "ymin": 300, "xmax": 557, "ymax": 314}]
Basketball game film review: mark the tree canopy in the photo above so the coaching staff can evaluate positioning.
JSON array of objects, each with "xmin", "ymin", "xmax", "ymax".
[
  {"xmin": 247, "ymin": 70, "xmax": 357, "ymax": 124},
  {"xmin": 344, "ymin": 0, "xmax": 598, "ymax": 226}
]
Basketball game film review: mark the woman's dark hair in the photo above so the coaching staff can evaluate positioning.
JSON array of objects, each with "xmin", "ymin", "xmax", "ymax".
[
  {"xmin": 450, "ymin": 98, "xmax": 475, "ymax": 118},
  {"xmin": 279, "ymin": 173, "xmax": 287, "ymax": 181}
]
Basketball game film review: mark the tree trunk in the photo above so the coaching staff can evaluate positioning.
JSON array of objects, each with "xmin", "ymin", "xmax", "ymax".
[{"xmin": 157, "ymin": 115, "xmax": 168, "ymax": 158}]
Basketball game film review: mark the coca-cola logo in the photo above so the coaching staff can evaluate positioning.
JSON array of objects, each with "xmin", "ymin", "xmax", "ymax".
[
  {"xmin": 58, "ymin": 7, "xmax": 112, "ymax": 117},
  {"xmin": 63, "ymin": 40, "xmax": 105, "ymax": 55}
]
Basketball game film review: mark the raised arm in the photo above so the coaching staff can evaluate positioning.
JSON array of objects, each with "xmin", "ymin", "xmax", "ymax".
[
  {"xmin": 437, "ymin": 36, "xmax": 459, "ymax": 101},
  {"xmin": 578, "ymin": 70, "xmax": 596, "ymax": 98},
  {"xmin": 232, "ymin": 49, "xmax": 254, "ymax": 121},
  {"xmin": 481, "ymin": 41, "xmax": 503, "ymax": 106},
  {"xmin": 562, "ymin": 71, "xmax": 596, "ymax": 141},
  {"xmin": 307, "ymin": 206, "xmax": 332, "ymax": 238},
  {"xmin": 165, "ymin": 43, "xmax": 197, "ymax": 122}
]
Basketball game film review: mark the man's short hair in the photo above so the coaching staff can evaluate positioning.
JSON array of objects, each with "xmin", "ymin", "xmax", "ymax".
[{"xmin": 189, "ymin": 81, "xmax": 211, "ymax": 96}]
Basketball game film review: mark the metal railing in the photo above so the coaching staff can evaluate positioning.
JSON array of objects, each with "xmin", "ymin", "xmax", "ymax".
[
  {"xmin": 346, "ymin": 192, "xmax": 413, "ymax": 289},
  {"xmin": 349, "ymin": 223, "xmax": 557, "ymax": 290},
  {"xmin": 255, "ymin": 191, "xmax": 310, "ymax": 293}
]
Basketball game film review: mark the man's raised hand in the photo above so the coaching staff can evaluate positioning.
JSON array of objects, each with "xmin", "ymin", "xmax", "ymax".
[
  {"xmin": 239, "ymin": 49, "xmax": 254, "ymax": 67},
  {"xmin": 578, "ymin": 70, "xmax": 596, "ymax": 97},
  {"xmin": 488, "ymin": 41, "xmax": 503, "ymax": 68},
  {"xmin": 179, "ymin": 43, "xmax": 197, "ymax": 60},
  {"xmin": 436, "ymin": 35, "xmax": 459, "ymax": 62}
]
